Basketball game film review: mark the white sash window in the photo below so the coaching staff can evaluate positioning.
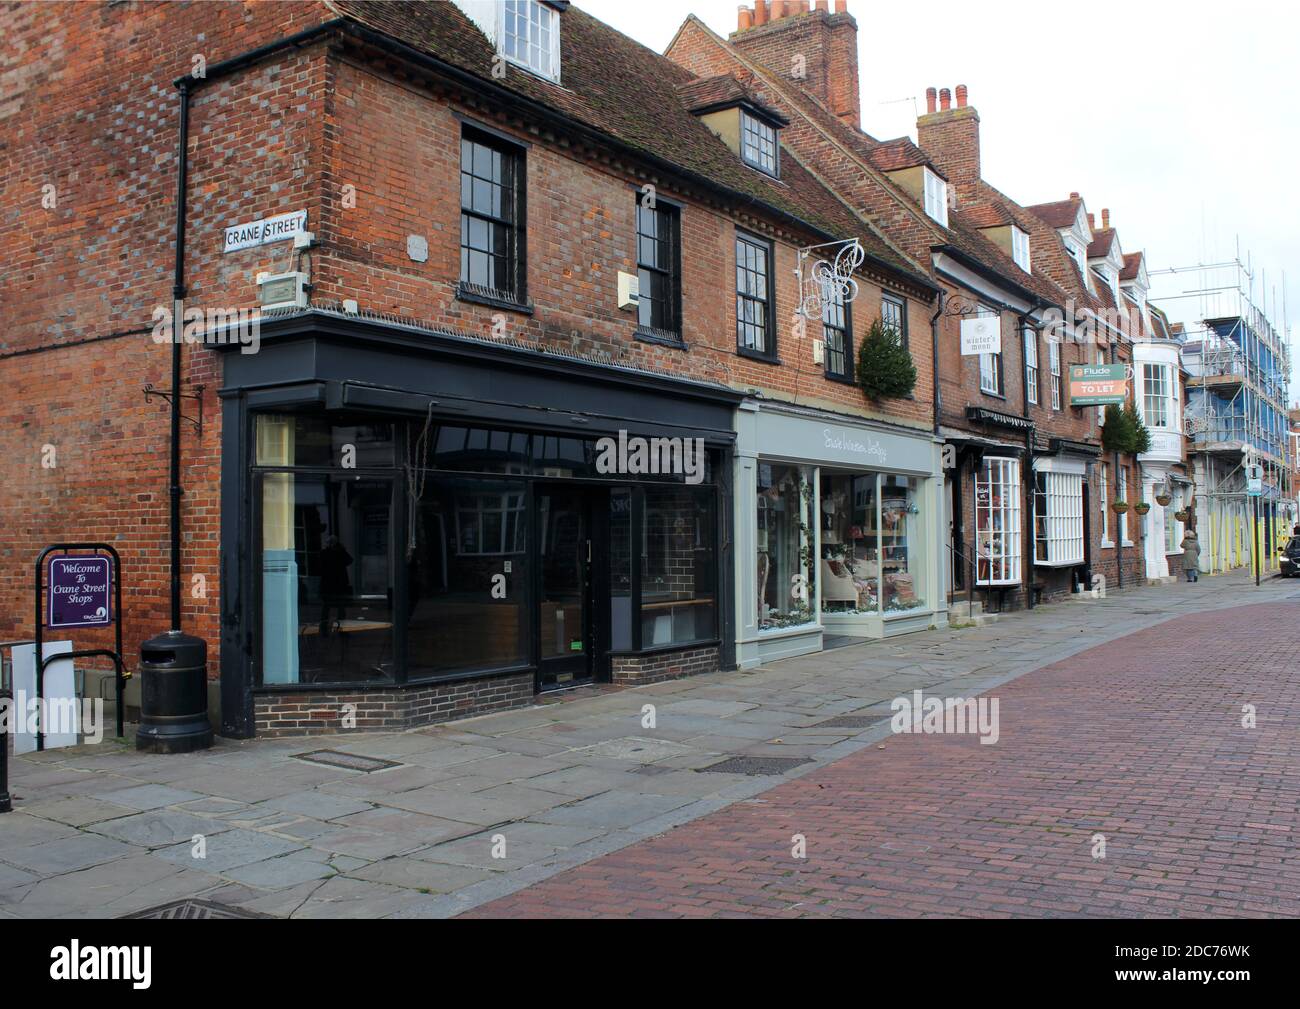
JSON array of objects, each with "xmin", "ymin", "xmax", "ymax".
[{"xmin": 975, "ymin": 457, "xmax": 1021, "ymax": 585}]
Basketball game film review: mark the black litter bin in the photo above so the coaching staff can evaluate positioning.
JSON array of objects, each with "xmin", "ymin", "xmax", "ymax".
[{"xmin": 136, "ymin": 631, "xmax": 213, "ymax": 753}]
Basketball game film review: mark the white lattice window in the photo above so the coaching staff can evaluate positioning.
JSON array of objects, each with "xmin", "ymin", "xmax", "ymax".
[
  {"xmin": 1100, "ymin": 464, "xmax": 1110, "ymax": 543},
  {"xmin": 1049, "ymin": 340, "xmax": 1061, "ymax": 410},
  {"xmin": 1118, "ymin": 467, "xmax": 1129, "ymax": 543},
  {"xmin": 1011, "ymin": 226, "xmax": 1031, "ymax": 271},
  {"xmin": 1143, "ymin": 363, "xmax": 1170, "ymax": 429},
  {"xmin": 1034, "ymin": 471, "xmax": 1084, "ymax": 566},
  {"xmin": 923, "ymin": 168, "xmax": 948, "ymax": 227},
  {"xmin": 501, "ymin": 0, "xmax": 560, "ymax": 81},
  {"xmin": 1024, "ymin": 328, "xmax": 1039, "ymax": 405},
  {"xmin": 975, "ymin": 457, "xmax": 1021, "ymax": 585}
]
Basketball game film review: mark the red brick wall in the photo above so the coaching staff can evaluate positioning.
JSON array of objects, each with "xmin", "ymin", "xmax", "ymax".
[
  {"xmin": 0, "ymin": 2, "xmax": 332, "ymax": 677},
  {"xmin": 1, "ymin": 3, "xmax": 933, "ymax": 689}
]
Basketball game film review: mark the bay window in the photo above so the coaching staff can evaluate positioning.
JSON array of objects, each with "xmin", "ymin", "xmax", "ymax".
[
  {"xmin": 975, "ymin": 457, "xmax": 1021, "ymax": 585},
  {"xmin": 1142, "ymin": 363, "xmax": 1170, "ymax": 428},
  {"xmin": 1033, "ymin": 470, "xmax": 1085, "ymax": 566}
]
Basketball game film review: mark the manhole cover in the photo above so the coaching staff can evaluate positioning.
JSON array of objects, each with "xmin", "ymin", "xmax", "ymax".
[
  {"xmin": 292, "ymin": 749, "xmax": 402, "ymax": 773},
  {"xmin": 124, "ymin": 899, "xmax": 270, "ymax": 919},
  {"xmin": 699, "ymin": 755, "xmax": 812, "ymax": 776},
  {"xmin": 814, "ymin": 714, "xmax": 888, "ymax": 728}
]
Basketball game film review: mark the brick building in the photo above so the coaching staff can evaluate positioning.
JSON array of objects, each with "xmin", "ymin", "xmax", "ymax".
[{"xmin": 2, "ymin": 0, "xmax": 946, "ymax": 736}]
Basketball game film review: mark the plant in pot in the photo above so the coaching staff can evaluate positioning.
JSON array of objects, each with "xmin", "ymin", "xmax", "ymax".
[
  {"xmin": 1155, "ymin": 491, "xmax": 1173, "ymax": 506},
  {"xmin": 1111, "ymin": 499, "xmax": 1130, "ymax": 514},
  {"xmin": 1134, "ymin": 501, "xmax": 1151, "ymax": 515},
  {"xmin": 1174, "ymin": 508, "xmax": 1190, "ymax": 523}
]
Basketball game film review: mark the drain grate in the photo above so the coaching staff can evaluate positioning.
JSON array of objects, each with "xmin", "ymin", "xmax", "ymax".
[
  {"xmin": 699, "ymin": 755, "xmax": 812, "ymax": 776},
  {"xmin": 125, "ymin": 899, "xmax": 270, "ymax": 920},
  {"xmin": 292, "ymin": 749, "xmax": 402, "ymax": 773},
  {"xmin": 814, "ymin": 714, "xmax": 889, "ymax": 729}
]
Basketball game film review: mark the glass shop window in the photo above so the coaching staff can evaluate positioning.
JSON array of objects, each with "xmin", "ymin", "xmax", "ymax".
[
  {"xmin": 974, "ymin": 457, "xmax": 1022, "ymax": 586},
  {"xmin": 406, "ymin": 477, "xmax": 529, "ymax": 678},
  {"xmin": 880, "ymin": 474, "xmax": 925, "ymax": 612},
  {"xmin": 756, "ymin": 463, "xmax": 816, "ymax": 630},
  {"xmin": 818, "ymin": 472, "xmax": 879, "ymax": 614},
  {"xmin": 640, "ymin": 485, "xmax": 717, "ymax": 647},
  {"xmin": 258, "ymin": 472, "xmax": 394, "ymax": 686}
]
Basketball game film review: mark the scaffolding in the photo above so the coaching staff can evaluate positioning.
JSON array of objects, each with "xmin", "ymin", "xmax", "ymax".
[{"xmin": 1149, "ymin": 255, "xmax": 1295, "ymax": 575}]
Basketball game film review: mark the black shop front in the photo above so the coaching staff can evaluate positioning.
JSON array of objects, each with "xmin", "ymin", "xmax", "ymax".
[{"xmin": 215, "ymin": 310, "xmax": 738, "ymax": 737}]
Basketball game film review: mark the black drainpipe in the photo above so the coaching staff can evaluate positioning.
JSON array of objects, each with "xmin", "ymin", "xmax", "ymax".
[
  {"xmin": 169, "ymin": 79, "xmax": 190, "ymax": 630},
  {"xmin": 930, "ymin": 289, "xmax": 945, "ymax": 437},
  {"xmin": 165, "ymin": 19, "xmax": 345, "ymax": 630}
]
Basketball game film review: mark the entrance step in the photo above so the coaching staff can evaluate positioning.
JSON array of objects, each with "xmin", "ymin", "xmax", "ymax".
[
  {"xmin": 1147, "ymin": 575, "xmax": 1177, "ymax": 587},
  {"xmin": 948, "ymin": 599, "xmax": 998, "ymax": 626}
]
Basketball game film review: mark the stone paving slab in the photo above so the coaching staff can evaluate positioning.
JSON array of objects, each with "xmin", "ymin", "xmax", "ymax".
[{"xmin": 4, "ymin": 570, "xmax": 1293, "ymax": 917}]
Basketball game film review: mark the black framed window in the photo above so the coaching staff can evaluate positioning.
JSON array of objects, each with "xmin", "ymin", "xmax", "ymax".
[
  {"xmin": 740, "ymin": 110, "xmax": 779, "ymax": 177},
  {"xmin": 736, "ymin": 232, "xmax": 775, "ymax": 357},
  {"xmin": 881, "ymin": 292, "xmax": 908, "ymax": 348},
  {"xmin": 823, "ymin": 283, "xmax": 852, "ymax": 380},
  {"xmin": 636, "ymin": 199, "xmax": 681, "ymax": 339},
  {"xmin": 460, "ymin": 127, "xmax": 525, "ymax": 303}
]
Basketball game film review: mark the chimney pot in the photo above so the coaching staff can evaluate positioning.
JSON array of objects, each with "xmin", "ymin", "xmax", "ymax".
[
  {"xmin": 955, "ymin": 84, "xmax": 968, "ymax": 108},
  {"xmin": 834, "ymin": 0, "xmax": 848, "ymax": 11},
  {"xmin": 1069, "ymin": 191, "xmax": 1080, "ymax": 200},
  {"xmin": 1087, "ymin": 212, "xmax": 1096, "ymax": 229},
  {"xmin": 925, "ymin": 86, "xmax": 937, "ymax": 113},
  {"xmin": 738, "ymin": 5, "xmax": 754, "ymax": 29},
  {"xmin": 939, "ymin": 87, "xmax": 951, "ymax": 110},
  {"xmin": 1102, "ymin": 208, "xmax": 1110, "ymax": 229},
  {"xmin": 754, "ymin": 0, "xmax": 769, "ymax": 23},
  {"xmin": 815, "ymin": 0, "xmax": 829, "ymax": 10}
]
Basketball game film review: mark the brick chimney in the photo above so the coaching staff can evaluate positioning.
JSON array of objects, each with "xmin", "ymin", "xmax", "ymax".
[
  {"xmin": 1101, "ymin": 207, "xmax": 1110, "ymax": 229},
  {"xmin": 916, "ymin": 82, "xmax": 980, "ymax": 188},
  {"xmin": 732, "ymin": 0, "xmax": 861, "ymax": 129}
]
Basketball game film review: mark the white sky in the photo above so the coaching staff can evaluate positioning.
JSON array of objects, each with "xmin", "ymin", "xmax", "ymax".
[{"xmin": 579, "ymin": 0, "xmax": 1300, "ymax": 405}]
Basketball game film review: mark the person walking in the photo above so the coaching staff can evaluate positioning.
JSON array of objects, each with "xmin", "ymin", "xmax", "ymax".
[{"xmin": 1180, "ymin": 529, "xmax": 1201, "ymax": 583}]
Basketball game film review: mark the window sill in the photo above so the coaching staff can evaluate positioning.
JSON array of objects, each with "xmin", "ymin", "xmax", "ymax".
[
  {"xmin": 634, "ymin": 326, "xmax": 685, "ymax": 349},
  {"xmin": 456, "ymin": 282, "xmax": 534, "ymax": 315},
  {"xmin": 980, "ymin": 389, "xmax": 1006, "ymax": 400},
  {"xmin": 1101, "ymin": 539, "xmax": 1114, "ymax": 549},
  {"xmin": 737, "ymin": 347, "xmax": 781, "ymax": 365},
  {"xmin": 1122, "ymin": 540, "xmax": 1135, "ymax": 548},
  {"xmin": 824, "ymin": 371, "xmax": 856, "ymax": 386}
]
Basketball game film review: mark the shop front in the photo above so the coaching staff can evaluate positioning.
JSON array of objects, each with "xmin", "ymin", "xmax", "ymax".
[
  {"xmin": 734, "ymin": 400, "xmax": 942, "ymax": 668},
  {"xmin": 216, "ymin": 310, "xmax": 739, "ymax": 737}
]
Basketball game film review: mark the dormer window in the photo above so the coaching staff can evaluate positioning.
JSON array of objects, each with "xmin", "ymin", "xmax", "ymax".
[
  {"xmin": 1011, "ymin": 226, "xmax": 1031, "ymax": 272},
  {"xmin": 740, "ymin": 109, "xmax": 779, "ymax": 177},
  {"xmin": 923, "ymin": 167, "xmax": 948, "ymax": 227},
  {"xmin": 501, "ymin": 0, "xmax": 560, "ymax": 81},
  {"xmin": 1063, "ymin": 239, "xmax": 1087, "ymax": 279}
]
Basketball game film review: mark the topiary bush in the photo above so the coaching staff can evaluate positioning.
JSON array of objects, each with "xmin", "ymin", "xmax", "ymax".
[{"xmin": 856, "ymin": 319, "xmax": 917, "ymax": 401}]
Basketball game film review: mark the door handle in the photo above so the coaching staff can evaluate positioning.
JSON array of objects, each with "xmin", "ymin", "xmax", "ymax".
[{"xmin": 586, "ymin": 539, "xmax": 592, "ymax": 563}]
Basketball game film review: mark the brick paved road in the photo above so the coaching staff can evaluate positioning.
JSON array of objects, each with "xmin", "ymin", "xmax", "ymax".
[{"xmin": 468, "ymin": 601, "xmax": 1300, "ymax": 918}]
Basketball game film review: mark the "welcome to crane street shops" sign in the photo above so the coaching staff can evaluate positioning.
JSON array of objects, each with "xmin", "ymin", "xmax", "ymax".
[
  {"xmin": 1068, "ymin": 363, "xmax": 1129, "ymax": 406},
  {"xmin": 47, "ymin": 555, "xmax": 112, "ymax": 628}
]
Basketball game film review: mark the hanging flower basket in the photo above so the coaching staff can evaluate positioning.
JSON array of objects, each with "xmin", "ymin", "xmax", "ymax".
[
  {"xmin": 1134, "ymin": 501, "xmax": 1151, "ymax": 515},
  {"xmin": 1155, "ymin": 493, "xmax": 1173, "ymax": 506},
  {"xmin": 1111, "ymin": 500, "xmax": 1130, "ymax": 514},
  {"xmin": 1173, "ymin": 509, "xmax": 1190, "ymax": 523}
]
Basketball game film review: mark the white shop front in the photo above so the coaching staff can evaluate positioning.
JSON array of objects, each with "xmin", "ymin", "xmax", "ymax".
[{"xmin": 734, "ymin": 400, "xmax": 944, "ymax": 669}]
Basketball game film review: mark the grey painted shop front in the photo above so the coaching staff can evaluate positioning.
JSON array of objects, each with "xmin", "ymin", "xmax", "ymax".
[{"xmin": 734, "ymin": 399, "xmax": 944, "ymax": 668}]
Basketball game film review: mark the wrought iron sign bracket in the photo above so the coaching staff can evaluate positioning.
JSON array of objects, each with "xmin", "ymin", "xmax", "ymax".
[{"xmin": 143, "ymin": 383, "xmax": 205, "ymax": 435}]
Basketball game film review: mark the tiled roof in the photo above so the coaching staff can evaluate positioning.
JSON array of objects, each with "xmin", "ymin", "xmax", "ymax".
[
  {"xmin": 867, "ymin": 137, "xmax": 931, "ymax": 173},
  {"xmin": 326, "ymin": 0, "xmax": 928, "ymax": 288},
  {"xmin": 1088, "ymin": 228, "xmax": 1116, "ymax": 260},
  {"xmin": 676, "ymin": 73, "xmax": 786, "ymax": 124},
  {"xmin": 1120, "ymin": 251, "xmax": 1143, "ymax": 282},
  {"xmin": 962, "ymin": 203, "xmax": 1013, "ymax": 229},
  {"xmin": 1026, "ymin": 198, "xmax": 1081, "ymax": 231}
]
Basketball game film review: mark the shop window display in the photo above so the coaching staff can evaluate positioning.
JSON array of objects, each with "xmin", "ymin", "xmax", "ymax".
[
  {"xmin": 757, "ymin": 464, "xmax": 815, "ymax": 629},
  {"xmin": 880, "ymin": 474, "xmax": 925, "ymax": 611},
  {"xmin": 818, "ymin": 473, "xmax": 879, "ymax": 614}
]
